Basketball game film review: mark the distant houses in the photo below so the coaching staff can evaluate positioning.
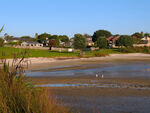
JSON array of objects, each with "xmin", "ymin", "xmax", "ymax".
[
  {"xmin": 21, "ymin": 42, "xmax": 43, "ymax": 47},
  {"xmin": 107, "ymin": 36, "xmax": 120, "ymax": 48}
]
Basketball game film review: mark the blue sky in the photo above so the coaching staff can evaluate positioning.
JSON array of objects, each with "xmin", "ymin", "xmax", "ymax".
[{"xmin": 0, "ymin": 0, "xmax": 150, "ymax": 38}]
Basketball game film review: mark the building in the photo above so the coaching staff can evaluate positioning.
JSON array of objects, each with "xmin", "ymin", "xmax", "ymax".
[
  {"xmin": 21, "ymin": 42, "xmax": 43, "ymax": 47},
  {"xmin": 107, "ymin": 36, "xmax": 120, "ymax": 48},
  {"xmin": 133, "ymin": 36, "xmax": 150, "ymax": 47}
]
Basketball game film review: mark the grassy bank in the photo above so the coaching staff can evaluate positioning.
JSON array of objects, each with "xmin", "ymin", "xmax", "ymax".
[
  {"xmin": 0, "ymin": 47, "xmax": 150, "ymax": 59},
  {"xmin": 0, "ymin": 47, "xmax": 122, "ymax": 58}
]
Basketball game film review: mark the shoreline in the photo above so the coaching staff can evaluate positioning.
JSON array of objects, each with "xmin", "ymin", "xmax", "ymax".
[
  {"xmin": 27, "ymin": 53, "xmax": 150, "ymax": 70},
  {"xmin": 1, "ymin": 53, "xmax": 150, "ymax": 70}
]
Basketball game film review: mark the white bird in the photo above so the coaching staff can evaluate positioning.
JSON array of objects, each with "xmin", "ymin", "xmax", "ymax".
[
  {"xmin": 96, "ymin": 74, "xmax": 98, "ymax": 78},
  {"xmin": 101, "ymin": 74, "xmax": 104, "ymax": 78}
]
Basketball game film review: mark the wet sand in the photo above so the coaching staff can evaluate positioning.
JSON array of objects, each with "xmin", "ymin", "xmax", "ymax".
[{"xmin": 28, "ymin": 76, "xmax": 150, "ymax": 113}]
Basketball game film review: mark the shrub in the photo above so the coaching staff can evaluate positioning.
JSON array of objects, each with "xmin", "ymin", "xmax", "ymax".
[{"xmin": 119, "ymin": 47, "xmax": 150, "ymax": 53}]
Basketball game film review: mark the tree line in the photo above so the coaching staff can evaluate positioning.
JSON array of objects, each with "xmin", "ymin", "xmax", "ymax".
[{"xmin": 1, "ymin": 25, "xmax": 150, "ymax": 49}]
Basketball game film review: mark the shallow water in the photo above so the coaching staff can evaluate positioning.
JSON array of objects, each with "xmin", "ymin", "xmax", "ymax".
[
  {"xmin": 27, "ymin": 61, "xmax": 150, "ymax": 78},
  {"xmin": 35, "ymin": 83, "xmax": 150, "ymax": 90}
]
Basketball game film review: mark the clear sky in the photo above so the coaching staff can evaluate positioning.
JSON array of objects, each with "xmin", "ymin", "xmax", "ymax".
[{"xmin": 0, "ymin": 0, "xmax": 150, "ymax": 38}]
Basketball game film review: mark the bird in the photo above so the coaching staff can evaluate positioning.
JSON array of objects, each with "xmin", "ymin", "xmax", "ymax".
[
  {"xmin": 101, "ymin": 74, "xmax": 104, "ymax": 78},
  {"xmin": 96, "ymin": 74, "xmax": 99, "ymax": 78}
]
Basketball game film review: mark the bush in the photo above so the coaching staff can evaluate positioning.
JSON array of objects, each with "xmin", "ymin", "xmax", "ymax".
[{"xmin": 119, "ymin": 47, "xmax": 150, "ymax": 53}]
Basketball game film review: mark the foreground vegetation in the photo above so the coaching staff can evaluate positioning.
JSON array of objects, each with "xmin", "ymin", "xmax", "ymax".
[{"xmin": 0, "ymin": 52, "xmax": 69, "ymax": 113}]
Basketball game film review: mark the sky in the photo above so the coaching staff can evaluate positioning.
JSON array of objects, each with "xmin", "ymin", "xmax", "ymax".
[{"xmin": 0, "ymin": 0, "xmax": 150, "ymax": 38}]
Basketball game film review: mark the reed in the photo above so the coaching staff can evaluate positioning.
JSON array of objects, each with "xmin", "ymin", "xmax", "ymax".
[{"xmin": 0, "ymin": 50, "xmax": 70, "ymax": 113}]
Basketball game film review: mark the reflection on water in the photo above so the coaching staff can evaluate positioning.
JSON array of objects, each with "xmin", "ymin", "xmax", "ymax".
[{"xmin": 26, "ymin": 61, "xmax": 150, "ymax": 78}]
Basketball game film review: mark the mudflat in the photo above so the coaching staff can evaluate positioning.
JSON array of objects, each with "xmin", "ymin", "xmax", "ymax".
[{"xmin": 26, "ymin": 54, "xmax": 150, "ymax": 113}]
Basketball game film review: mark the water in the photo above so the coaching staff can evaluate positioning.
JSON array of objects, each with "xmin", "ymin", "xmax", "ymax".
[
  {"xmin": 35, "ymin": 83, "xmax": 150, "ymax": 90},
  {"xmin": 26, "ymin": 61, "xmax": 150, "ymax": 78}
]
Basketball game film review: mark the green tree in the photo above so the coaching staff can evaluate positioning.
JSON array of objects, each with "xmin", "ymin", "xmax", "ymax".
[
  {"xmin": 73, "ymin": 34, "xmax": 86, "ymax": 49},
  {"xmin": 144, "ymin": 33, "xmax": 150, "ymax": 37},
  {"xmin": 116, "ymin": 35, "xmax": 134, "ymax": 47},
  {"xmin": 97, "ymin": 37, "xmax": 107, "ymax": 49},
  {"xmin": 59, "ymin": 35, "xmax": 69, "ymax": 42},
  {"xmin": 38, "ymin": 33, "xmax": 51, "ymax": 43},
  {"xmin": 132, "ymin": 32, "xmax": 143, "ymax": 38},
  {"xmin": 92, "ymin": 30, "xmax": 112, "ymax": 42}
]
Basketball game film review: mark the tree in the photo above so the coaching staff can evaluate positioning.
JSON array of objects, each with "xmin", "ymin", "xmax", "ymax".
[
  {"xmin": 37, "ymin": 33, "xmax": 51, "ymax": 43},
  {"xmin": 92, "ymin": 30, "xmax": 112, "ymax": 42},
  {"xmin": 132, "ymin": 32, "xmax": 143, "ymax": 38},
  {"xmin": 20, "ymin": 36, "xmax": 36, "ymax": 42},
  {"xmin": 0, "ymin": 38, "xmax": 4, "ymax": 47},
  {"xmin": 73, "ymin": 34, "xmax": 86, "ymax": 49},
  {"xmin": 49, "ymin": 39, "xmax": 57, "ymax": 50},
  {"xmin": 97, "ymin": 37, "xmax": 107, "ymax": 49},
  {"xmin": 51, "ymin": 35, "xmax": 60, "ymax": 47},
  {"xmin": 83, "ymin": 34, "xmax": 92, "ymax": 39},
  {"xmin": 59, "ymin": 35, "xmax": 69, "ymax": 42},
  {"xmin": 116, "ymin": 35, "xmax": 134, "ymax": 47},
  {"xmin": 144, "ymin": 33, "xmax": 150, "ymax": 37}
]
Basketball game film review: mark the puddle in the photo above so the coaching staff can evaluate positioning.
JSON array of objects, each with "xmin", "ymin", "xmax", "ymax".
[{"xmin": 35, "ymin": 83, "xmax": 150, "ymax": 90}]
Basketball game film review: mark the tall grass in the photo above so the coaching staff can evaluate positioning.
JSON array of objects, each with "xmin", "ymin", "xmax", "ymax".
[{"xmin": 0, "ymin": 50, "xmax": 69, "ymax": 113}]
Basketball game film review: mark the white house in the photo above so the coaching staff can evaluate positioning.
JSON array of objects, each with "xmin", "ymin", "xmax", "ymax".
[{"xmin": 21, "ymin": 42, "xmax": 43, "ymax": 47}]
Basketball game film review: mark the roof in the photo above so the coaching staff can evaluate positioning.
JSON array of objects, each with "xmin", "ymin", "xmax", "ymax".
[
  {"xmin": 21, "ymin": 41, "xmax": 42, "ymax": 44},
  {"xmin": 112, "ymin": 36, "xmax": 120, "ymax": 42},
  {"xmin": 107, "ymin": 36, "xmax": 114, "ymax": 41}
]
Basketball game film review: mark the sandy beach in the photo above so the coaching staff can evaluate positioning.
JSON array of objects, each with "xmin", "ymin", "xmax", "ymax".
[{"xmin": 11, "ymin": 53, "xmax": 150, "ymax": 70}]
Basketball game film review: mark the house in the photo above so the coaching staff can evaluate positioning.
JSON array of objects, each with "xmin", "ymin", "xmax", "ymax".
[
  {"xmin": 69, "ymin": 38, "xmax": 74, "ymax": 46},
  {"xmin": 21, "ymin": 42, "xmax": 43, "ymax": 47},
  {"xmin": 42, "ymin": 38, "xmax": 49, "ymax": 47},
  {"xmin": 85, "ymin": 37, "xmax": 94, "ymax": 47},
  {"xmin": 133, "ymin": 36, "xmax": 150, "ymax": 47},
  {"xmin": 107, "ymin": 36, "xmax": 120, "ymax": 48}
]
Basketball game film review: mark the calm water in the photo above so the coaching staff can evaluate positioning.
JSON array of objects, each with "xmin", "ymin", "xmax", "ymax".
[{"xmin": 26, "ymin": 61, "xmax": 150, "ymax": 78}]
